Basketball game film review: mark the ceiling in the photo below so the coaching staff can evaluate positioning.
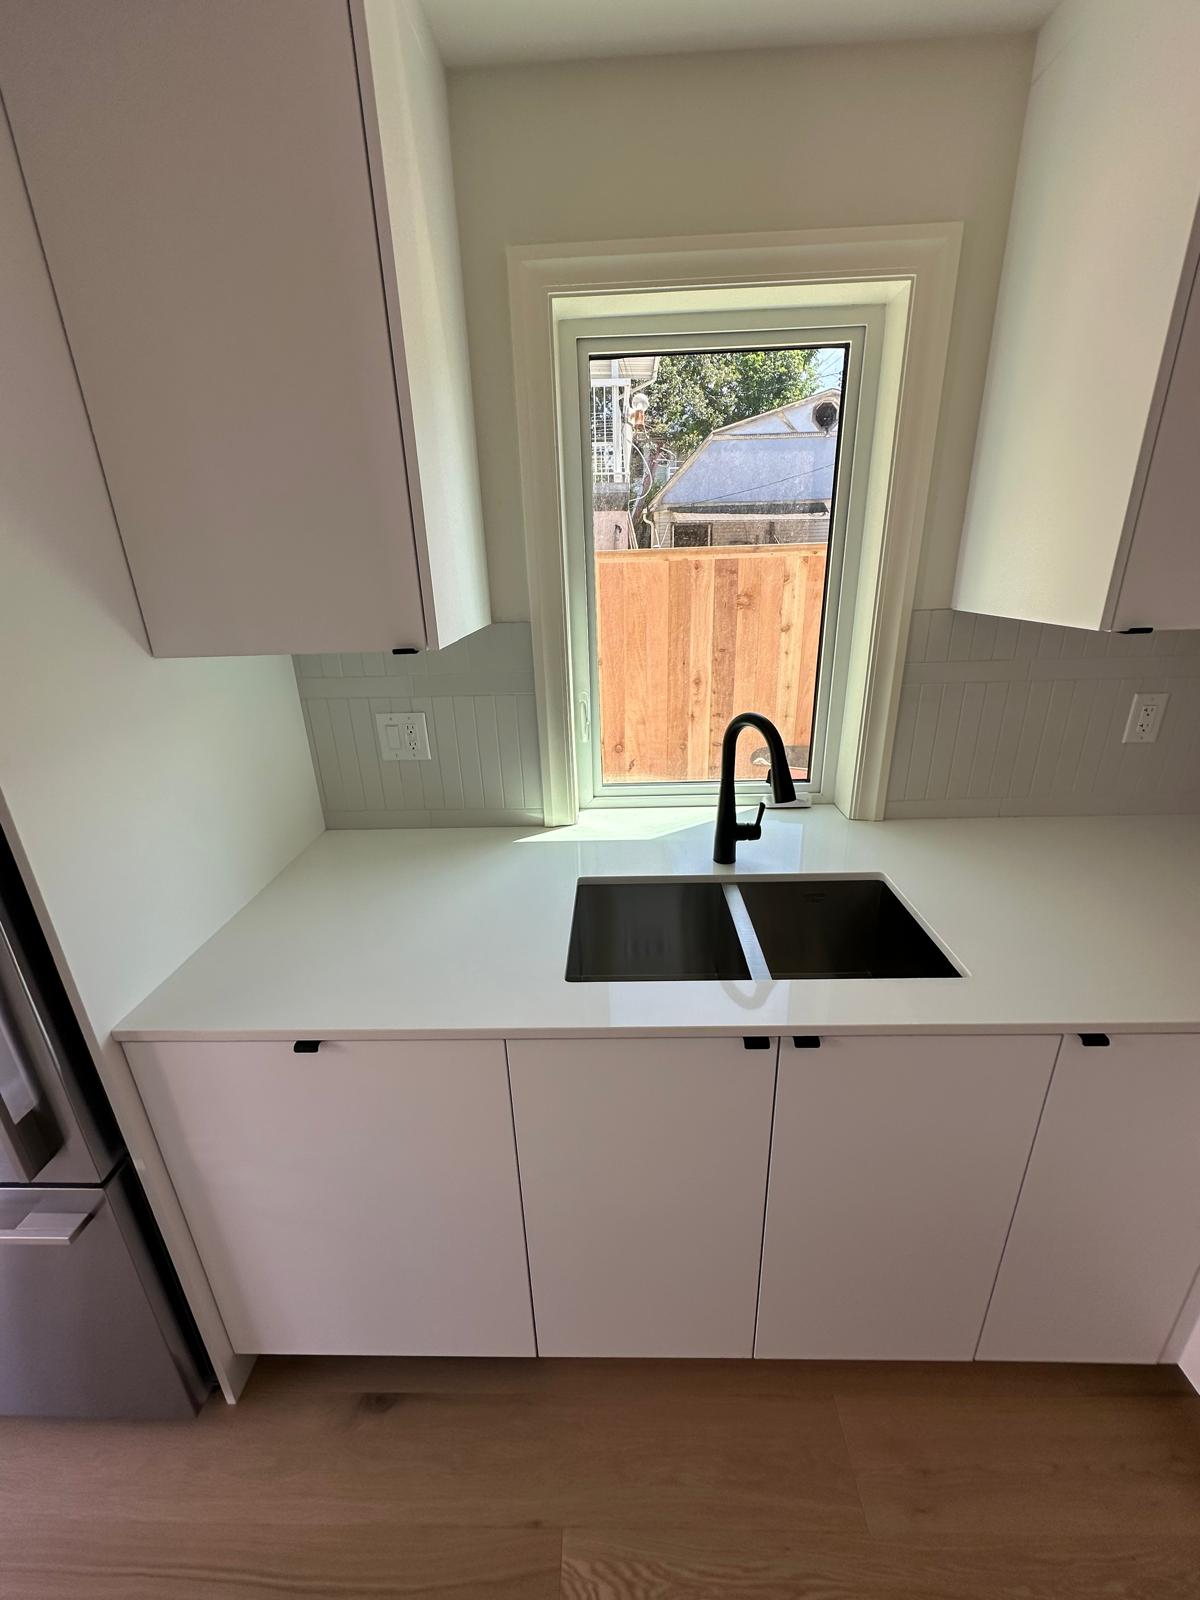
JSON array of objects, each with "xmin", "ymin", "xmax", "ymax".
[{"xmin": 421, "ymin": 0, "xmax": 1057, "ymax": 69}]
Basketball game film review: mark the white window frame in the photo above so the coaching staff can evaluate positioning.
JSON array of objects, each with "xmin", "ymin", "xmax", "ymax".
[
  {"xmin": 507, "ymin": 225, "xmax": 962, "ymax": 826},
  {"xmin": 565, "ymin": 311, "xmax": 881, "ymax": 808}
]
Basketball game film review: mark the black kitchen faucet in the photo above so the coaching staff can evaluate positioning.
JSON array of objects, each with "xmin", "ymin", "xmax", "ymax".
[{"xmin": 712, "ymin": 713, "xmax": 797, "ymax": 864}]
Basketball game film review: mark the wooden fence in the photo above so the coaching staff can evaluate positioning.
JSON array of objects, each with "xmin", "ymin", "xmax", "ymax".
[{"xmin": 594, "ymin": 543, "xmax": 828, "ymax": 784}]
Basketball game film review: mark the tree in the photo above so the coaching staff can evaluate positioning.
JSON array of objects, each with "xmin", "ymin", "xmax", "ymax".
[
  {"xmin": 643, "ymin": 348, "xmax": 823, "ymax": 460},
  {"xmin": 627, "ymin": 348, "xmax": 824, "ymax": 544}
]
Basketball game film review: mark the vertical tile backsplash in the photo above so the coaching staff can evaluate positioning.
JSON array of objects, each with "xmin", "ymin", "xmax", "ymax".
[
  {"xmin": 888, "ymin": 611, "xmax": 1200, "ymax": 817},
  {"xmin": 297, "ymin": 612, "xmax": 1200, "ymax": 828},
  {"xmin": 295, "ymin": 623, "xmax": 543, "ymax": 828}
]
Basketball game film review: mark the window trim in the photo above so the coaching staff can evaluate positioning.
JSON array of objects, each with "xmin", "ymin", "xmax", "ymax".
[
  {"xmin": 507, "ymin": 224, "xmax": 963, "ymax": 826},
  {"xmin": 564, "ymin": 314, "xmax": 881, "ymax": 808}
]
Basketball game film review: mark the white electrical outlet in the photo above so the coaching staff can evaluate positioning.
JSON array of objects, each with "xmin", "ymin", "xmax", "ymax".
[
  {"xmin": 376, "ymin": 711, "xmax": 431, "ymax": 761},
  {"xmin": 1122, "ymin": 692, "xmax": 1169, "ymax": 744}
]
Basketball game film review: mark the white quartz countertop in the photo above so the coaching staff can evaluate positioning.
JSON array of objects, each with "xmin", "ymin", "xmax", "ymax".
[{"xmin": 115, "ymin": 808, "xmax": 1200, "ymax": 1041}]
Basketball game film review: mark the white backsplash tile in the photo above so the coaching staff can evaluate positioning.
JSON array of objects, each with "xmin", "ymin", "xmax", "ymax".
[
  {"xmin": 888, "ymin": 611, "xmax": 1200, "ymax": 817},
  {"xmin": 299, "ymin": 613, "xmax": 1200, "ymax": 828},
  {"xmin": 295, "ymin": 624, "xmax": 542, "ymax": 828}
]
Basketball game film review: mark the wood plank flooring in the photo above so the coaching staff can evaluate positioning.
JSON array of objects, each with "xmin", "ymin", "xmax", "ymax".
[{"xmin": 2, "ymin": 1357, "xmax": 1199, "ymax": 1598}]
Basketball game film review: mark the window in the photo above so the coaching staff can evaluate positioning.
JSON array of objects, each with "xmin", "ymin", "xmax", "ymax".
[
  {"xmin": 589, "ymin": 378, "xmax": 624, "ymax": 484},
  {"xmin": 510, "ymin": 226, "xmax": 963, "ymax": 825},
  {"xmin": 568, "ymin": 313, "xmax": 877, "ymax": 807}
]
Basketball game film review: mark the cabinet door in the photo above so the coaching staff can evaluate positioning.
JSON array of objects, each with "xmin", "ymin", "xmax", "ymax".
[
  {"xmin": 0, "ymin": 1, "xmax": 426, "ymax": 656},
  {"xmin": 952, "ymin": 5, "xmax": 1200, "ymax": 632},
  {"xmin": 1112, "ymin": 246, "xmax": 1200, "ymax": 629},
  {"xmin": 508, "ymin": 1038, "xmax": 776, "ymax": 1357},
  {"xmin": 978, "ymin": 1033, "xmax": 1200, "ymax": 1362},
  {"xmin": 126, "ymin": 1040, "xmax": 534, "ymax": 1357},
  {"xmin": 755, "ymin": 1035, "xmax": 1057, "ymax": 1360}
]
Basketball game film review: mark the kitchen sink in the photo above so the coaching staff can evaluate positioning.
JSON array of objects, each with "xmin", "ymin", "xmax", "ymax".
[
  {"xmin": 736, "ymin": 877, "xmax": 960, "ymax": 979},
  {"xmin": 565, "ymin": 881, "xmax": 750, "ymax": 982},
  {"xmin": 565, "ymin": 876, "xmax": 959, "ymax": 981}
]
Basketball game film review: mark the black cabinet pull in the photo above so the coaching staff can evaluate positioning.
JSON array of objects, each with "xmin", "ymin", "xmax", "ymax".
[
  {"xmin": 293, "ymin": 1040, "xmax": 322, "ymax": 1054},
  {"xmin": 792, "ymin": 1036, "xmax": 821, "ymax": 1049},
  {"xmin": 1079, "ymin": 1033, "xmax": 1110, "ymax": 1048},
  {"xmin": 742, "ymin": 1036, "xmax": 771, "ymax": 1051}
]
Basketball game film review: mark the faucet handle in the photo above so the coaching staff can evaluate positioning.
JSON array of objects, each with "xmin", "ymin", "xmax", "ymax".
[{"xmin": 736, "ymin": 801, "xmax": 766, "ymax": 843}]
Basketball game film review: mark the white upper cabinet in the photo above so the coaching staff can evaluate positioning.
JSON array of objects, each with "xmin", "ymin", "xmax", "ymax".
[
  {"xmin": 954, "ymin": 0, "xmax": 1200, "ymax": 631},
  {"xmin": 0, "ymin": 0, "xmax": 489, "ymax": 656}
]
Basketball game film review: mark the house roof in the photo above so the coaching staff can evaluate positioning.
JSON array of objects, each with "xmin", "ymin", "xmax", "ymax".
[
  {"xmin": 650, "ymin": 388, "xmax": 840, "ymax": 516},
  {"xmin": 715, "ymin": 387, "xmax": 841, "ymax": 438}
]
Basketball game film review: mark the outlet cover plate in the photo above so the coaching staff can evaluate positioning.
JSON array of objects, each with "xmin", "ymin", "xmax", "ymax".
[
  {"xmin": 376, "ymin": 711, "xmax": 431, "ymax": 761},
  {"xmin": 1122, "ymin": 692, "xmax": 1169, "ymax": 744}
]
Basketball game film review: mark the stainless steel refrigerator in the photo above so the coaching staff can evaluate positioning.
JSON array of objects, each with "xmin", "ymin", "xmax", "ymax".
[{"xmin": 0, "ymin": 822, "xmax": 210, "ymax": 1417}]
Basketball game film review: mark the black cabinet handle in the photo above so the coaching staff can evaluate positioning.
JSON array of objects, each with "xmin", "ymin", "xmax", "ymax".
[
  {"xmin": 742, "ymin": 1036, "xmax": 771, "ymax": 1051},
  {"xmin": 1079, "ymin": 1033, "xmax": 1110, "ymax": 1048},
  {"xmin": 293, "ymin": 1040, "xmax": 322, "ymax": 1054},
  {"xmin": 792, "ymin": 1036, "xmax": 821, "ymax": 1048}
]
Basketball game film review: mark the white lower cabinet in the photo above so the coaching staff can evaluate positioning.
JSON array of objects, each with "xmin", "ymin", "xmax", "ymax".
[
  {"xmin": 125, "ymin": 1039, "xmax": 535, "ymax": 1357},
  {"xmin": 507, "ymin": 1037, "xmax": 776, "ymax": 1357},
  {"xmin": 127, "ymin": 1027, "xmax": 1200, "ymax": 1367},
  {"xmin": 754, "ymin": 1034, "xmax": 1058, "ymax": 1360},
  {"xmin": 978, "ymin": 1033, "xmax": 1200, "ymax": 1363}
]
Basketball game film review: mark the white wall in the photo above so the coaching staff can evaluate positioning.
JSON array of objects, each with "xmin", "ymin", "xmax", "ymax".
[
  {"xmin": 0, "ymin": 107, "xmax": 323, "ymax": 1388},
  {"xmin": 447, "ymin": 33, "xmax": 1035, "ymax": 620}
]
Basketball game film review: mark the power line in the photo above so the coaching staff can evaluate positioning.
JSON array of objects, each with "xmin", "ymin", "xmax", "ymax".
[{"xmin": 669, "ymin": 458, "xmax": 836, "ymax": 505}]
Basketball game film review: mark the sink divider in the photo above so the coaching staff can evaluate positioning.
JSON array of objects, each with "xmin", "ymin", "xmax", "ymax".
[{"xmin": 721, "ymin": 885, "xmax": 772, "ymax": 981}]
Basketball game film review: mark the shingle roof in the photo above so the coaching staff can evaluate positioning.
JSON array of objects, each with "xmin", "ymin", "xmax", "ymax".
[
  {"xmin": 655, "ymin": 437, "xmax": 835, "ymax": 512},
  {"xmin": 652, "ymin": 389, "xmax": 840, "ymax": 514}
]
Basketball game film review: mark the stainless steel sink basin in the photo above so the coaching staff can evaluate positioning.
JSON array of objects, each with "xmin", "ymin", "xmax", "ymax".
[
  {"xmin": 565, "ymin": 881, "xmax": 749, "ymax": 982},
  {"xmin": 737, "ymin": 877, "xmax": 959, "ymax": 979},
  {"xmin": 565, "ymin": 876, "xmax": 959, "ymax": 982}
]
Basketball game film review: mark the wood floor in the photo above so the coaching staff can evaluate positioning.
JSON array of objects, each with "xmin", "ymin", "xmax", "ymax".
[{"xmin": 2, "ymin": 1357, "xmax": 1200, "ymax": 1597}]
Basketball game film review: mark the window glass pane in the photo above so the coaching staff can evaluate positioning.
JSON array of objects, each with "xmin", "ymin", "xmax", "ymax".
[{"xmin": 588, "ymin": 344, "xmax": 848, "ymax": 785}]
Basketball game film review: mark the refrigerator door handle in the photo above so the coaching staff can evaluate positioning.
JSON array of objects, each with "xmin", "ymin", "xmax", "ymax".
[
  {"xmin": 0, "ymin": 1210, "xmax": 93, "ymax": 1246},
  {"xmin": 0, "ymin": 917, "xmax": 63, "ymax": 1182},
  {"xmin": 0, "ymin": 1017, "xmax": 56, "ymax": 1182}
]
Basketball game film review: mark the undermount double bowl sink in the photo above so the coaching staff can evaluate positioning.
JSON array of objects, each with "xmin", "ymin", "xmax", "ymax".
[{"xmin": 566, "ymin": 876, "xmax": 960, "ymax": 982}]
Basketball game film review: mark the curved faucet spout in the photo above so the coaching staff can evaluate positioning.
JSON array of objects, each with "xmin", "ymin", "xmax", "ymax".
[{"xmin": 712, "ymin": 713, "xmax": 798, "ymax": 865}]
